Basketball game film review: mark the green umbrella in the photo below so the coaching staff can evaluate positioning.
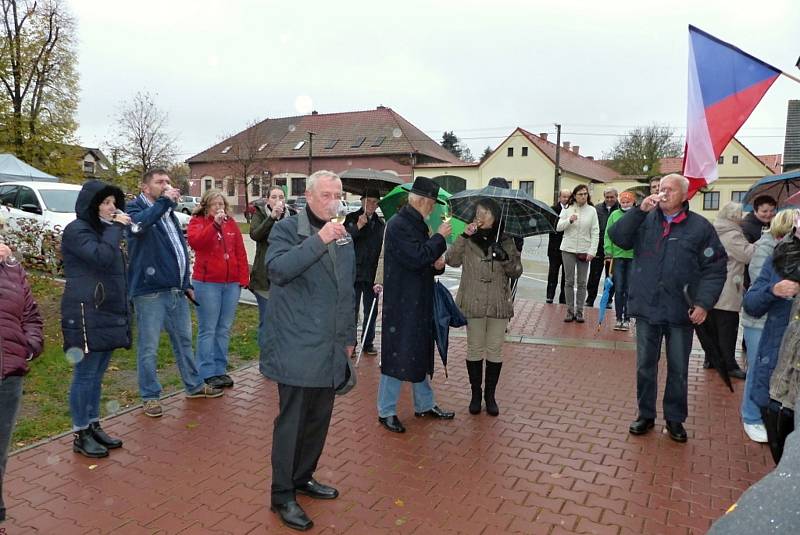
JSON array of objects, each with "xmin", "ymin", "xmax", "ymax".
[{"xmin": 378, "ymin": 183, "xmax": 466, "ymax": 243}]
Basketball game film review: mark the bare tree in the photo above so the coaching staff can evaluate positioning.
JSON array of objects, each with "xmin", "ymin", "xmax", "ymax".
[
  {"xmin": 603, "ymin": 124, "xmax": 683, "ymax": 176},
  {"xmin": 112, "ymin": 91, "xmax": 178, "ymax": 174},
  {"xmin": 222, "ymin": 119, "xmax": 268, "ymax": 219},
  {"xmin": 0, "ymin": 0, "xmax": 79, "ymax": 167}
]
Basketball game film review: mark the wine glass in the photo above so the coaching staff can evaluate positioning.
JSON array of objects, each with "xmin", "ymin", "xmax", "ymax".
[
  {"xmin": 0, "ymin": 236, "xmax": 19, "ymax": 267},
  {"xmin": 115, "ymin": 209, "xmax": 140, "ymax": 233},
  {"xmin": 332, "ymin": 201, "xmax": 351, "ymax": 245},
  {"xmin": 441, "ymin": 206, "xmax": 452, "ymax": 223}
]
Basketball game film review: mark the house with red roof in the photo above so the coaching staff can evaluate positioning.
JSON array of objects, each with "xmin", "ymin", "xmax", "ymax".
[{"xmin": 186, "ymin": 106, "xmax": 463, "ymax": 211}]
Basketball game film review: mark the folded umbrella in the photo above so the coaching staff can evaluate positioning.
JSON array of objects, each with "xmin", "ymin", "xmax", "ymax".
[
  {"xmin": 597, "ymin": 261, "xmax": 614, "ymax": 330},
  {"xmin": 432, "ymin": 279, "xmax": 467, "ymax": 378},
  {"xmin": 684, "ymin": 284, "xmax": 733, "ymax": 392},
  {"xmin": 448, "ymin": 185, "xmax": 557, "ymax": 238}
]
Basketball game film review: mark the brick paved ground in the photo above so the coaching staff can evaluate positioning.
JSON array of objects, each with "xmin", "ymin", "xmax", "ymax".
[{"xmin": 2, "ymin": 301, "xmax": 773, "ymax": 534}]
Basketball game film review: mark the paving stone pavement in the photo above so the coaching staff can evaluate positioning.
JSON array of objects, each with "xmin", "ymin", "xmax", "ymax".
[{"xmin": 2, "ymin": 301, "xmax": 773, "ymax": 534}]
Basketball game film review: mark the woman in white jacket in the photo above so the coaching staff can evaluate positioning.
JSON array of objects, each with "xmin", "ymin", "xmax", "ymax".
[{"xmin": 557, "ymin": 184, "xmax": 599, "ymax": 323}]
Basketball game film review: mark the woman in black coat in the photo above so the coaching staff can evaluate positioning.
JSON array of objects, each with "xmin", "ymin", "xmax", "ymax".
[{"xmin": 61, "ymin": 180, "xmax": 132, "ymax": 458}]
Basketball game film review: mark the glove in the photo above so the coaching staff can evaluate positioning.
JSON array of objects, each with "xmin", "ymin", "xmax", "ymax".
[{"xmin": 490, "ymin": 243, "xmax": 509, "ymax": 262}]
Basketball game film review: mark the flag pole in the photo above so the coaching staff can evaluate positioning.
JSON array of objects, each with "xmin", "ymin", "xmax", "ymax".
[{"xmin": 780, "ymin": 70, "xmax": 800, "ymax": 84}]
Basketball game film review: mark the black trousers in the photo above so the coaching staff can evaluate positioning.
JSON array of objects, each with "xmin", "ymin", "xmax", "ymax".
[
  {"xmin": 586, "ymin": 256, "xmax": 614, "ymax": 306},
  {"xmin": 546, "ymin": 253, "xmax": 566, "ymax": 303},
  {"xmin": 698, "ymin": 309, "xmax": 741, "ymax": 371},
  {"xmin": 271, "ymin": 384, "xmax": 335, "ymax": 504}
]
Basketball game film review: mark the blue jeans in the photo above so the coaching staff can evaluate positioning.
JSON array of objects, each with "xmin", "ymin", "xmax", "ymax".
[
  {"xmin": 612, "ymin": 258, "xmax": 631, "ymax": 321},
  {"xmin": 69, "ymin": 351, "xmax": 112, "ymax": 431},
  {"xmin": 133, "ymin": 289, "xmax": 203, "ymax": 400},
  {"xmin": 635, "ymin": 318, "xmax": 694, "ymax": 422},
  {"xmin": 742, "ymin": 326, "xmax": 765, "ymax": 425},
  {"xmin": 377, "ymin": 374, "xmax": 436, "ymax": 418},
  {"xmin": 193, "ymin": 280, "xmax": 241, "ymax": 380},
  {"xmin": 255, "ymin": 292, "xmax": 268, "ymax": 351},
  {"xmin": 0, "ymin": 375, "xmax": 23, "ymax": 520},
  {"xmin": 354, "ymin": 281, "xmax": 378, "ymax": 347}
]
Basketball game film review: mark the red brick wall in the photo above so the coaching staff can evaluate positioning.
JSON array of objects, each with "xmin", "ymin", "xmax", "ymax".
[{"xmin": 188, "ymin": 155, "xmax": 412, "ymax": 212}]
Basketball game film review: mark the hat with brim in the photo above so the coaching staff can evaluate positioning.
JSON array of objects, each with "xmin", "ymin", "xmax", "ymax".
[{"xmin": 410, "ymin": 176, "xmax": 446, "ymax": 205}]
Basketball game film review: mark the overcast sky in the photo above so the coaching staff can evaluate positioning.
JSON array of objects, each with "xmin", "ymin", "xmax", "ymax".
[{"xmin": 72, "ymin": 0, "xmax": 799, "ymax": 164}]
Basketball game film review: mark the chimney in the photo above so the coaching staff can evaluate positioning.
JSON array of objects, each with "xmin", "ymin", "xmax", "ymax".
[
  {"xmin": 562, "ymin": 141, "xmax": 570, "ymax": 150},
  {"xmin": 784, "ymin": 100, "xmax": 800, "ymax": 172},
  {"xmin": 571, "ymin": 145, "xmax": 580, "ymax": 155},
  {"xmin": 311, "ymin": 110, "xmax": 318, "ymax": 115},
  {"xmin": 539, "ymin": 132, "xmax": 548, "ymax": 141}
]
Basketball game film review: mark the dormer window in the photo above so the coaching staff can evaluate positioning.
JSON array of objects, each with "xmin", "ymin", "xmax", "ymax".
[
  {"xmin": 221, "ymin": 145, "xmax": 232, "ymax": 154},
  {"xmin": 293, "ymin": 141, "xmax": 306, "ymax": 150}
]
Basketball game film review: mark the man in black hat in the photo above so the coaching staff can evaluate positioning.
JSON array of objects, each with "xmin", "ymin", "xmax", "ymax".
[
  {"xmin": 344, "ymin": 188, "xmax": 385, "ymax": 356},
  {"xmin": 378, "ymin": 176, "xmax": 455, "ymax": 433}
]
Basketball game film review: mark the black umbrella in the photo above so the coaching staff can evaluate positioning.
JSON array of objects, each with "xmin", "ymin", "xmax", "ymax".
[
  {"xmin": 742, "ymin": 169, "xmax": 800, "ymax": 208},
  {"xmin": 339, "ymin": 168, "xmax": 405, "ymax": 196},
  {"xmin": 684, "ymin": 285, "xmax": 733, "ymax": 392},
  {"xmin": 433, "ymin": 280, "xmax": 467, "ymax": 378},
  {"xmin": 448, "ymin": 185, "xmax": 557, "ymax": 238}
]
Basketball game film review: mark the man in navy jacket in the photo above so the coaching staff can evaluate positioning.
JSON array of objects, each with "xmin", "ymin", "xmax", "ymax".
[
  {"xmin": 127, "ymin": 169, "xmax": 223, "ymax": 418},
  {"xmin": 609, "ymin": 174, "xmax": 726, "ymax": 443}
]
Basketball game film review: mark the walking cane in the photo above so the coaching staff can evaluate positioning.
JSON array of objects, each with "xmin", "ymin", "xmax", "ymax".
[{"xmin": 355, "ymin": 292, "xmax": 380, "ymax": 368}]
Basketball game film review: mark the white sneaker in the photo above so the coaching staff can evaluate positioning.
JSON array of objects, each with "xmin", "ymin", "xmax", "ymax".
[{"xmin": 743, "ymin": 423, "xmax": 768, "ymax": 443}]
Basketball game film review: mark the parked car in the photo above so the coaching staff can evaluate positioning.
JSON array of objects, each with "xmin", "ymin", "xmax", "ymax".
[
  {"xmin": 0, "ymin": 181, "xmax": 81, "ymax": 232},
  {"xmin": 347, "ymin": 200, "xmax": 362, "ymax": 213},
  {"xmin": 177, "ymin": 195, "xmax": 200, "ymax": 215}
]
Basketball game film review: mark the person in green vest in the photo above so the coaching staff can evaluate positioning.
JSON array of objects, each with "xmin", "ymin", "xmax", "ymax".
[{"xmin": 604, "ymin": 191, "xmax": 636, "ymax": 331}]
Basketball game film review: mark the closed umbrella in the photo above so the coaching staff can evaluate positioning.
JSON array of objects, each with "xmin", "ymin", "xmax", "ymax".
[
  {"xmin": 432, "ymin": 279, "xmax": 467, "ymax": 378},
  {"xmin": 596, "ymin": 261, "xmax": 614, "ymax": 329}
]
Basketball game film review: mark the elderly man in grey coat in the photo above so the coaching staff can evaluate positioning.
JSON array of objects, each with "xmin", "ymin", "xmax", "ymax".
[{"xmin": 260, "ymin": 170, "xmax": 356, "ymax": 531}]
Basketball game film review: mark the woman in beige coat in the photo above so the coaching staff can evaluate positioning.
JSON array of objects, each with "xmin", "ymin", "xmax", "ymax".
[
  {"xmin": 700, "ymin": 202, "xmax": 756, "ymax": 378},
  {"xmin": 446, "ymin": 198, "xmax": 522, "ymax": 416}
]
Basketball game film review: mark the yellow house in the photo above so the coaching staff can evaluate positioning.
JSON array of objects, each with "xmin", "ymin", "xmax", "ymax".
[
  {"xmin": 611, "ymin": 137, "xmax": 781, "ymax": 221},
  {"xmin": 413, "ymin": 127, "xmax": 617, "ymax": 206}
]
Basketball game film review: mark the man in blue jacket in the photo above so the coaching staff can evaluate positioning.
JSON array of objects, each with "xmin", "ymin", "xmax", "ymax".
[
  {"xmin": 127, "ymin": 169, "xmax": 223, "ymax": 418},
  {"xmin": 609, "ymin": 174, "xmax": 726, "ymax": 443}
]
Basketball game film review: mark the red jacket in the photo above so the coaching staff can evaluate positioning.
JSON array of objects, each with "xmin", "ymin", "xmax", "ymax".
[
  {"xmin": 187, "ymin": 215, "xmax": 250, "ymax": 286},
  {"xmin": 1, "ymin": 264, "xmax": 44, "ymax": 379}
]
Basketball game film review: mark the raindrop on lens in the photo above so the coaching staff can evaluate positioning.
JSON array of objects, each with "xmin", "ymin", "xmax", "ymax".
[
  {"xmin": 294, "ymin": 95, "xmax": 313, "ymax": 114},
  {"xmin": 703, "ymin": 248, "xmax": 714, "ymax": 258},
  {"xmin": 46, "ymin": 455, "xmax": 61, "ymax": 465},
  {"xmin": 67, "ymin": 319, "xmax": 75, "ymax": 325},
  {"xmin": 288, "ymin": 124, "xmax": 296, "ymax": 133},
  {"xmin": 389, "ymin": 326, "xmax": 396, "ymax": 333},
  {"xmin": 392, "ymin": 128, "xmax": 402, "ymax": 138},
  {"xmin": 223, "ymin": 253, "xmax": 230, "ymax": 260},
  {"xmin": 65, "ymin": 347, "xmax": 84, "ymax": 365},
  {"xmin": 103, "ymin": 497, "xmax": 114, "ymax": 507},
  {"xmin": 106, "ymin": 400, "xmax": 121, "ymax": 414},
  {"xmin": 733, "ymin": 275, "xmax": 742, "ymax": 284},
  {"xmin": 145, "ymin": 267, "xmax": 156, "ymax": 276}
]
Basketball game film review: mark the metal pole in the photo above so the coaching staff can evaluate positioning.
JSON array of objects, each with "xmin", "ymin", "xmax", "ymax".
[
  {"xmin": 553, "ymin": 123, "xmax": 562, "ymax": 205},
  {"xmin": 307, "ymin": 132, "xmax": 315, "ymax": 177}
]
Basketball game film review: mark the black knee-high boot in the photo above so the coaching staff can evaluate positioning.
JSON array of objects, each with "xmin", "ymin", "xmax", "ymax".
[
  {"xmin": 466, "ymin": 360, "xmax": 483, "ymax": 415},
  {"xmin": 484, "ymin": 361, "xmax": 503, "ymax": 417}
]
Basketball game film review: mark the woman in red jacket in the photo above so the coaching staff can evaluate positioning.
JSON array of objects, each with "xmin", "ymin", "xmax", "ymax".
[
  {"xmin": 187, "ymin": 189, "xmax": 249, "ymax": 389},
  {"xmin": 0, "ymin": 241, "xmax": 44, "ymax": 522}
]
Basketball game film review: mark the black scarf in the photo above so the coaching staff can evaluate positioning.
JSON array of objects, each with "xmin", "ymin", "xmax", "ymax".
[
  {"xmin": 306, "ymin": 206, "xmax": 327, "ymax": 230},
  {"xmin": 469, "ymin": 227, "xmax": 498, "ymax": 256}
]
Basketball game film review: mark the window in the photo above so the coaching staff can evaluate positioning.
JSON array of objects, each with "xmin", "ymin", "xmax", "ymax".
[
  {"xmin": 291, "ymin": 177, "xmax": 306, "ymax": 196},
  {"xmin": 732, "ymin": 155, "xmax": 739, "ymax": 164},
  {"xmin": 371, "ymin": 136, "xmax": 386, "ymax": 147},
  {"xmin": 275, "ymin": 176, "xmax": 287, "ymax": 187},
  {"xmin": 0, "ymin": 186, "xmax": 17, "ymax": 207},
  {"xmin": 16, "ymin": 187, "xmax": 39, "ymax": 209},
  {"xmin": 204, "ymin": 178, "xmax": 213, "ymax": 192},
  {"xmin": 324, "ymin": 139, "xmax": 338, "ymax": 149},
  {"xmin": 293, "ymin": 141, "xmax": 306, "ymax": 150},
  {"xmin": 521, "ymin": 147, "xmax": 528, "ymax": 157},
  {"xmin": 215, "ymin": 178, "xmax": 223, "ymax": 190},
  {"xmin": 258, "ymin": 143, "xmax": 268, "ymax": 152},
  {"xmin": 507, "ymin": 147, "xmax": 514, "ymax": 157},
  {"xmin": 731, "ymin": 191, "xmax": 747, "ymax": 203},
  {"xmin": 703, "ymin": 191, "xmax": 720, "ymax": 210},
  {"xmin": 227, "ymin": 178, "xmax": 236, "ymax": 197},
  {"xmin": 83, "ymin": 160, "xmax": 95, "ymax": 174},
  {"xmin": 351, "ymin": 136, "xmax": 366, "ymax": 148},
  {"xmin": 251, "ymin": 178, "xmax": 262, "ymax": 197},
  {"xmin": 718, "ymin": 156, "xmax": 724, "ymax": 164},
  {"xmin": 519, "ymin": 180, "xmax": 534, "ymax": 197},
  {"xmin": 36, "ymin": 189, "xmax": 78, "ymax": 212},
  {"xmin": 221, "ymin": 145, "xmax": 231, "ymax": 154}
]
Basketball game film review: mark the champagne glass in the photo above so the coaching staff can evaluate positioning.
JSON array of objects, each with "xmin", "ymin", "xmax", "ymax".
[
  {"xmin": 441, "ymin": 206, "xmax": 452, "ymax": 223},
  {"xmin": 116, "ymin": 209, "xmax": 140, "ymax": 233},
  {"xmin": 0, "ymin": 236, "xmax": 19, "ymax": 267},
  {"xmin": 332, "ymin": 201, "xmax": 351, "ymax": 245}
]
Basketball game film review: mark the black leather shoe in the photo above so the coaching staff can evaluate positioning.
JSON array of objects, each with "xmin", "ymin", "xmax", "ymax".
[
  {"xmin": 296, "ymin": 478, "xmax": 339, "ymax": 500},
  {"xmin": 546, "ymin": 298, "xmax": 554, "ymax": 304},
  {"xmin": 73, "ymin": 428, "xmax": 109, "ymax": 458},
  {"xmin": 629, "ymin": 417, "xmax": 655, "ymax": 435},
  {"xmin": 728, "ymin": 368, "xmax": 746, "ymax": 380},
  {"xmin": 90, "ymin": 422, "xmax": 122, "ymax": 449},
  {"xmin": 270, "ymin": 500, "xmax": 313, "ymax": 531},
  {"xmin": 414, "ymin": 405, "xmax": 455, "ymax": 419},
  {"xmin": 666, "ymin": 421, "xmax": 688, "ymax": 443},
  {"xmin": 378, "ymin": 415, "xmax": 406, "ymax": 433}
]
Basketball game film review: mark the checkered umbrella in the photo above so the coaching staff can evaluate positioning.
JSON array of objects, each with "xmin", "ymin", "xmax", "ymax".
[{"xmin": 448, "ymin": 186, "xmax": 557, "ymax": 238}]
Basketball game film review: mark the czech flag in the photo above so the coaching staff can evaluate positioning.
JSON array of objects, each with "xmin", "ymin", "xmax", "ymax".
[{"xmin": 683, "ymin": 25, "xmax": 780, "ymax": 197}]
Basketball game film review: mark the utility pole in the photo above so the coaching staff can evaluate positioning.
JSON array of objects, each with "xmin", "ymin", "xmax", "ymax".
[
  {"xmin": 553, "ymin": 123, "xmax": 562, "ymax": 205},
  {"xmin": 307, "ymin": 131, "xmax": 316, "ymax": 178}
]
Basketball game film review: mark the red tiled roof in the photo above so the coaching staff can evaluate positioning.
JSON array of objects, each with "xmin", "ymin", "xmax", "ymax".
[
  {"xmin": 758, "ymin": 154, "xmax": 782, "ymax": 174},
  {"xmin": 517, "ymin": 128, "xmax": 618, "ymax": 183},
  {"xmin": 658, "ymin": 157, "xmax": 683, "ymax": 174},
  {"xmin": 186, "ymin": 107, "xmax": 463, "ymax": 165}
]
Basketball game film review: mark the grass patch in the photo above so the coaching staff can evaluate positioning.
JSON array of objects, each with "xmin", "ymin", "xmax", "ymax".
[
  {"xmin": 12, "ymin": 274, "xmax": 259, "ymax": 450},
  {"xmin": 237, "ymin": 222, "xmax": 250, "ymax": 234}
]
